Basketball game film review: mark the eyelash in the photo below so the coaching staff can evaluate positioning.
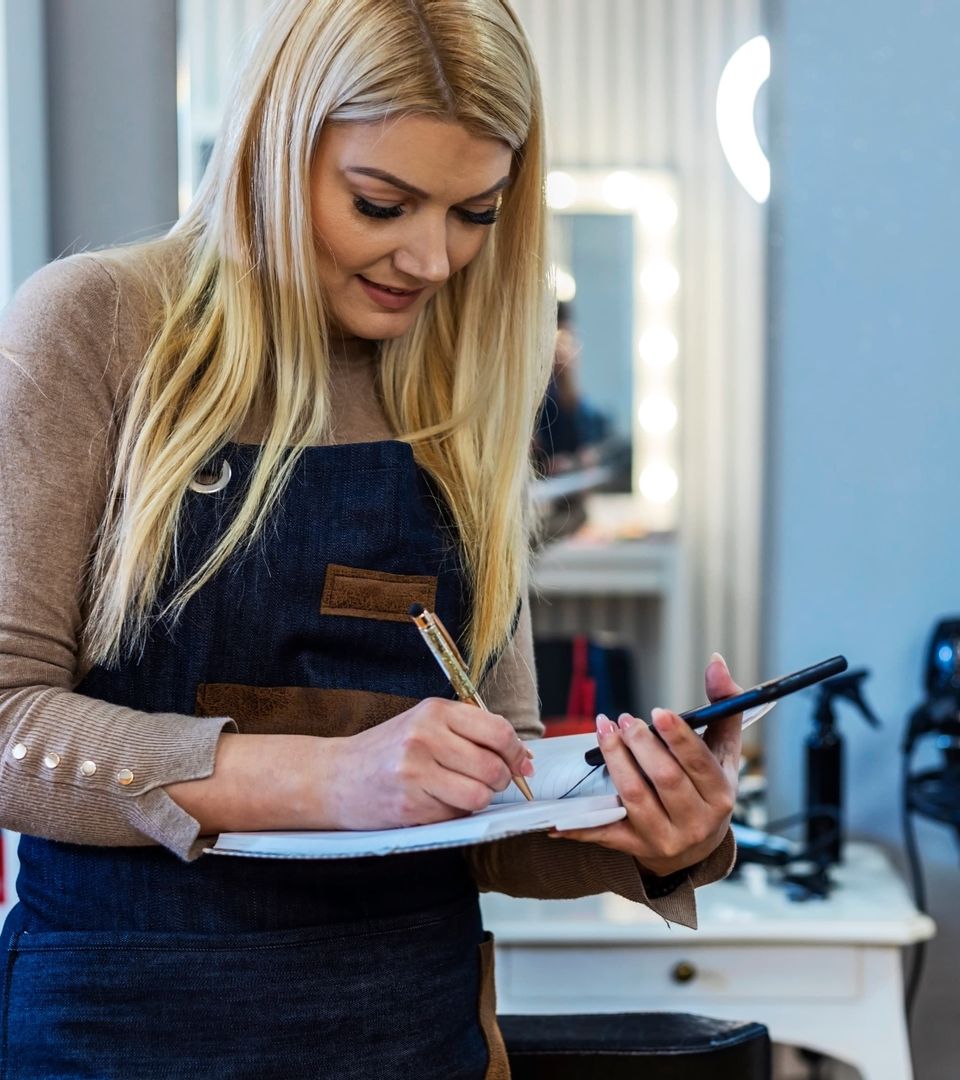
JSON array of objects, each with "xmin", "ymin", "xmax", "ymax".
[{"xmin": 353, "ymin": 196, "xmax": 499, "ymax": 227}]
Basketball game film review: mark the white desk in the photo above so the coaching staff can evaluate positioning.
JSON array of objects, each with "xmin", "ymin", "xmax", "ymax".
[{"xmin": 481, "ymin": 843, "xmax": 935, "ymax": 1080}]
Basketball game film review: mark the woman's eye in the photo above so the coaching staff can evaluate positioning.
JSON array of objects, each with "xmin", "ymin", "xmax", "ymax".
[
  {"xmin": 353, "ymin": 196, "xmax": 404, "ymax": 220},
  {"xmin": 456, "ymin": 206, "xmax": 499, "ymax": 227}
]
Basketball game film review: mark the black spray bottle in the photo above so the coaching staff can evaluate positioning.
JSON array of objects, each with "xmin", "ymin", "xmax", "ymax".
[{"xmin": 805, "ymin": 669, "xmax": 880, "ymax": 864}]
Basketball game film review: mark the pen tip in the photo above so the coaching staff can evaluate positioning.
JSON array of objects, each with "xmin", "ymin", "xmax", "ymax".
[{"xmin": 408, "ymin": 603, "xmax": 425, "ymax": 617}]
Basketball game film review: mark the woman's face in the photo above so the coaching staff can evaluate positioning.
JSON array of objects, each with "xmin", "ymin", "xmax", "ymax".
[{"xmin": 309, "ymin": 115, "xmax": 514, "ymax": 340}]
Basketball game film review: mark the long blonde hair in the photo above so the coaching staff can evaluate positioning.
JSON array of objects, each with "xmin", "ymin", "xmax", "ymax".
[{"xmin": 85, "ymin": 0, "xmax": 551, "ymax": 680}]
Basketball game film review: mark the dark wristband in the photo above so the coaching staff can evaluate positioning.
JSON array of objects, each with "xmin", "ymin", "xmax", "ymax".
[{"xmin": 637, "ymin": 864, "xmax": 689, "ymax": 899}]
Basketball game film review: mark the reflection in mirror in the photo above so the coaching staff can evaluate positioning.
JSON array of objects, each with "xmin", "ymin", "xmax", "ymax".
[
  {"xmin": 533, "ymin": 169, "xmax": 680, "ymax": 538},
  {"xmin": 536, "ymin": 213, "xmax": 634, "ymax": 490}
]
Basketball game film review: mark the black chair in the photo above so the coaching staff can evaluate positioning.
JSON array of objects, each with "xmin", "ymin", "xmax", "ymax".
[{"xmin": 498, "ymin": 1012, "xmax": 772, "ymax": 1080}]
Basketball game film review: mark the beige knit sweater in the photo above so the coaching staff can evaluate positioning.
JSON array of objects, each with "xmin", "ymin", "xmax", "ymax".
[{"xmin": 0, "ymin": 243, "xmax": 733, "ymax": 928}]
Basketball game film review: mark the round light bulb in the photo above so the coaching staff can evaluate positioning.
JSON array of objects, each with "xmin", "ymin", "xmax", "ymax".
[
  {"xmin": 602, "ymin": 171, "xmax": 643, "ymax": 210},
  {"xmin": 639, "ymin": 194, "xmax": 679, "ymax": 233},
  {"xmin": 639, "ymin": 463, "xmax": 679, "ymax": 503},
  {"xmin": 640, "ymin": 260, "xmax": 680, "ymax": 302},
  {"xmin": 638, "ymin": 396, "xmax": 678, "ymax": 435},
  {"xmin": 551, "ymin": 265, "xmax": 577, "ymax": 302},
  {"xmin": 638, "ymin": 329, "xmax": 679, "ymax": 369}
]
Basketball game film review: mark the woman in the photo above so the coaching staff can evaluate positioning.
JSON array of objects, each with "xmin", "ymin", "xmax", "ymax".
[{"xmin": 0, "ymin": 1, "xmax": 741, "ymax": 1076}]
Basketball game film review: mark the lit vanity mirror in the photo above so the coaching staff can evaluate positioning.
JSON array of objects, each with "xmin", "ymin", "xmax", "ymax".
[{"xmin": 534, "ymin": 168, "xmax": 681, "ymax": 538}]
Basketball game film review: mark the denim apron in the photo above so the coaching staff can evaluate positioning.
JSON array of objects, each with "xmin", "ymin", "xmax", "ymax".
[{"xmin": 0, "ymin": 440, "xmax": 509, "ymax": 1080}]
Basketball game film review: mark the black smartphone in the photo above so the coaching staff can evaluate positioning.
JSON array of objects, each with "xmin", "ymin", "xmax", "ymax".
[{"xmin": 584, "ymin": 655, "xmax": 848, "ymax": 767}]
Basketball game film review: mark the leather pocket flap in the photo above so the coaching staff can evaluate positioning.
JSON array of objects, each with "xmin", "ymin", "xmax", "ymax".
[{"xmin": 320, "ymin": 563, "xmax": 437, "ymax": 623}]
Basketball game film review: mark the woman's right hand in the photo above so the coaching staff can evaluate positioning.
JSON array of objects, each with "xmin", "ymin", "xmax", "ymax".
[{"xmin": 327, "ymin": 699, "xmax": 534, "ymax": 830}]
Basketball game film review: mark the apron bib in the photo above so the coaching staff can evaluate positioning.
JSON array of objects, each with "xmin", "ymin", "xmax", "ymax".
[{"xmin": 1, "ymin": 440, "xmax": 508, "ymax": 1080}]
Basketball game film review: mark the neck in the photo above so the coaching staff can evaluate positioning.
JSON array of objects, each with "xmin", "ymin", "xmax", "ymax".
[{"xmin": 328, "ymin": 331, "xmax": 379, "ymax": 368}]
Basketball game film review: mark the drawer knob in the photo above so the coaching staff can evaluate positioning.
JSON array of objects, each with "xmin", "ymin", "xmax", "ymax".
[{"xmin": 671, "ymin": 960, "xmax": 698, "ymax": 984}]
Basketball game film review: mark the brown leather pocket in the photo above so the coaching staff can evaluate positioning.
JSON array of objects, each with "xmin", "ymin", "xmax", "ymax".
[
  {"xmin": 479, "ymin": 932, "xmax": 511, "ymax": 1080},
  {"xmin": 195, "ymin": 684, "xmax": 417, "ymax": 737},
  {"xmin": 319, "ymin": 563, "xmax": 437, "ymax": 623}
]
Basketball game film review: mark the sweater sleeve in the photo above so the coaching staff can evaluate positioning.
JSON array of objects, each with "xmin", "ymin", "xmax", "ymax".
[
  {"xmin": 0, "ymin": 255, "xmax": 236, "ymax": 860},
  {"xmin": 471, "ymin": 589, "xmax": 736, "ymax": 928}
]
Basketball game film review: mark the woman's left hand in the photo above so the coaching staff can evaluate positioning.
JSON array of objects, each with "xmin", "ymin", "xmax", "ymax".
[{"xmin": 552, "ymin": 653, "xmax": 742, "ymax": 879}]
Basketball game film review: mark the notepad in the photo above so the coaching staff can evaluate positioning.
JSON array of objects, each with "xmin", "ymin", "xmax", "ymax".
[{"xmin": 206, "ymin": 705, "xmax": 773, "ymax": 860}]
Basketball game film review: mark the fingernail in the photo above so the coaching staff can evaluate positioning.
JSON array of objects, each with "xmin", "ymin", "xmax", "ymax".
[
  {"xmin": 652, "ymin": 707, "xmax": 675, "ymax": 731},
  {"xmin": 521, "ymin": 758, "xmax": 535, "ymax": 777},
  {"xmin": 596, "ymin": 713, "xmax": 616, "ymax": 737},
  {"xmin": 618, "ymin": 714, "xmax": 634, "ymax": 732},
  {"xmin": 710, "ymin": 652, "xmax": 727, "ymax": 667}
]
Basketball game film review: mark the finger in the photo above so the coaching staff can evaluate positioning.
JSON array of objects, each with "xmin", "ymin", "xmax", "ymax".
[
  {"xmin": 618, "ymin": 713, "xmax": 705, "ymax": 824},
  {"xmin": 548, "ymin": 818, "xmax": 636, "ymax": 849},
  {"xmin": 705, "ymin": 652, "xmax": 743, "ymax": 701},
  {"xmin": 701, "ymin": 712, "xmax": 743, "ymax": 778},
  {"xmin": 433, "ymin": 731, "xmax": 518, "ymax": 793},
  {"xmin": 700, "ymin": 654, "xmax": 744, "ymax": 774},
  {"xmin": 648, "ymin": 707, "xmax": 735, "ymax": 804},
  {"xmin": 422, "ymin": 765, "xmax": 499, "ymax": 815},
  {"xmin": 594, "ymin": 717, "xmax": 672, "ymax": 829},
  {"xmin": 406, "ymin": 786, "xmax": 471, "ymax": 824},
  {"xmin": 446, "ymin": 705, "xmax": 533, "ymax": 776}
]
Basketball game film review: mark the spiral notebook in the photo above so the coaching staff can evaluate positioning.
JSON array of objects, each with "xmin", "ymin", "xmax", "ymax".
[{"xmin": 207, "ymin": 704, "xmax": 772, "ymax": 860}]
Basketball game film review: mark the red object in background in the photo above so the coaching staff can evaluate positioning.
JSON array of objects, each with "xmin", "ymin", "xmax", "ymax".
[
  {"xmin": 542, "ymin": 715, "xmax": 595, "ymax": 736},
  {"xmin": 542, "ymin": 635, "xmax": 597, "ymax": 737}
]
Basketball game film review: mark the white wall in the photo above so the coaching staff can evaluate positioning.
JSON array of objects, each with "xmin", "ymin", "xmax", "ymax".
[{"xmin": 764, "ymin": 2, "xmax": 960, "ymax": 1076}]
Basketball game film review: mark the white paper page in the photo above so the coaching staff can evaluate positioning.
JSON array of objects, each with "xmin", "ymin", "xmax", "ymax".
[{"xmin": 492, "ymin": 732, "xmax": 608, "ymax": 805}]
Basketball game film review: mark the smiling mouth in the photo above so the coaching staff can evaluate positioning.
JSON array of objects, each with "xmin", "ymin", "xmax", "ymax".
[{"xmin": 358, "ymin": 276, "xmax": 422, "ymax": 296}]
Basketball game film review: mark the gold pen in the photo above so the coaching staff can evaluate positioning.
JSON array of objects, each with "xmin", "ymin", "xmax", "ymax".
[{"xmin": 408, "ymin": 603, "xmax": 534, "ymax": 801}]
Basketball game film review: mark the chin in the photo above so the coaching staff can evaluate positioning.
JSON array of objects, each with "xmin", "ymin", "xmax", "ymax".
[{"xmin": 334, "ymin": 307, "xmax": 420, "ymax": 342}]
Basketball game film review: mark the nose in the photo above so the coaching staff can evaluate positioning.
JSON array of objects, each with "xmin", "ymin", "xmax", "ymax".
[{"xmin": 393, "ymin": 215, "xmax": 451, "ymax": 286}]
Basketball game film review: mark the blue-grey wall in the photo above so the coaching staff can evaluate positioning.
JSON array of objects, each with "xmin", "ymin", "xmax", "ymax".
[
  {"xmin": 44, "ymin": 0, "xmax": 178, "ymax": 256},
  {"xmin": 2, "ymin": 0, "xmax": 47, "ymax": 294},
  {"xmin": 764, "ymin": 2, "xmax": 960, "ymax": 1075}
]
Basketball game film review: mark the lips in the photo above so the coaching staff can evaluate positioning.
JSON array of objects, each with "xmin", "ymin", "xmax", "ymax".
[
  {"xmin": 357, "ymin": 275, "xmax": 425, "ymax": 311},
  {"xmin": 360, "ymin": 277, "xmax": 419, "ymax": 295}
]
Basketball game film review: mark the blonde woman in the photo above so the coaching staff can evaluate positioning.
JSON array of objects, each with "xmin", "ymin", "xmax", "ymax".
[{"xmin": 0, "ymin": 1, "xmax": 742, "ymax": 1075}]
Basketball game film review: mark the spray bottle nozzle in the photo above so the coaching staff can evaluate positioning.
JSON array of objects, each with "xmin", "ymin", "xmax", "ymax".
[{"xmin": 814, "ymin": 668, "xmax": 881, "ymax": 729}]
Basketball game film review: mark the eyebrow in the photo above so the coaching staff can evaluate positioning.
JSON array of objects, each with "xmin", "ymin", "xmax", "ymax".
[{"xmin": 345, "ymin": 167, "xmax": 512, "ymax": 203}]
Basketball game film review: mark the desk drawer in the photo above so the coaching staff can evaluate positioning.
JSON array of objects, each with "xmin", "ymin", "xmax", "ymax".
[{"xmin": 498, "ymin": 944, "xmax": 860, "ymax": 1006}]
